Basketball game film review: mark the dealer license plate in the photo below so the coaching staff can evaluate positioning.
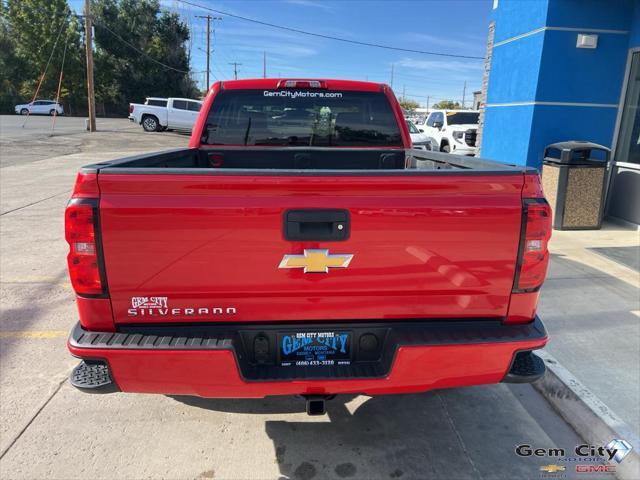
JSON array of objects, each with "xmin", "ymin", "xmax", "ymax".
[{"xmin": 279, "ymin": 331, "xmax": 352, "ymax": 367}]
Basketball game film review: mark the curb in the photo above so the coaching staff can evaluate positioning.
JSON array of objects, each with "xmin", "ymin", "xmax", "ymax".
[{"xmin": 533, "ymin": 350, "xmax": 640, "ymax": 480}]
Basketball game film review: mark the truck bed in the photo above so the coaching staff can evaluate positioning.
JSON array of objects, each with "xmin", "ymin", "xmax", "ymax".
[{"xmin": 81, "ymin": 147, "xmax": 532, "ymax": 174}]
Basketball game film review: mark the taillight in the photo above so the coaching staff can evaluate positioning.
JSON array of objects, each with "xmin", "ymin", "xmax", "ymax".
[
  {"xmin": 129, "ymin": 104, "xmax": 134, "ymax": 114},
  {"xmin": 513, "ymin": 199, "xmax": 552, "ymax": 292},
  {"xmin": 65, "ymin": 199, "xmax": 106, "ymax": 296}
]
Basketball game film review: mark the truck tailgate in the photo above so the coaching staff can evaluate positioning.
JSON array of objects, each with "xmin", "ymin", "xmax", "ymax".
[{"xmin": 97, "ymin": 173, "xmax": 524, "ymax": 324}]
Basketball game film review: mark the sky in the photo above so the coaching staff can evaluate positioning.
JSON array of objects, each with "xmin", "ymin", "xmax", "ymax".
[{"xmin": 71, "ymin": 0, "xmax": 493, "ymax": 107}]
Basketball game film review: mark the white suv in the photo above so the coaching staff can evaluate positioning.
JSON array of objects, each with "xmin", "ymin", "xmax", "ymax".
[
  {"xmin": 15, "ymin": 100, "xmax": 64, "ymax": 116},
  {"xmin": 421, "ymin": 110, "xmax": 479, "ymax": 156}
]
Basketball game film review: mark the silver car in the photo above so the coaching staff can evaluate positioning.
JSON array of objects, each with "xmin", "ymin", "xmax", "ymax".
[{"xmin": 15, "ymin": 100, "xmax": 64, "ymax": 116}]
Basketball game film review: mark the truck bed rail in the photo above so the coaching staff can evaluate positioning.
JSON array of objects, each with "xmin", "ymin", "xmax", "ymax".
[{"xmin": 80, "ymin": 147, "xmax": 535, "ymax": 175}]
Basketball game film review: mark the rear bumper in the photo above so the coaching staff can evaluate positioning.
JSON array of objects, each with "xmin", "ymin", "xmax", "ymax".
[
  {"xmin": 451, "ymin": 145, "xmax": 477, "ymax": 156},
  {"xmin": 67, "ymin": 317, "xmax": 548, "ymax": 397}
]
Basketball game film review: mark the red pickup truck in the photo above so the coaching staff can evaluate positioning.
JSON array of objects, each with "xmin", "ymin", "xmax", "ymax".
[{"xmin": 66, "ymin": 79, "xmax": 551, "ymax": 415}]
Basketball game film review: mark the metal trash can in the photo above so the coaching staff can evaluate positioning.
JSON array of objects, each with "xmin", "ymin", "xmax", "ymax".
[{"xmin": 542, "ymin": 141, "xmax": 610, "ymax": 230}]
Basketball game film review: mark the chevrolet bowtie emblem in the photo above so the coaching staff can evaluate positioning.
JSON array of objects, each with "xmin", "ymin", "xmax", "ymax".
[
  {"xmin": 278, "ymin": 249, "xmax": 354, "ymax": 273},
  {"xmin": 539, "ymin": 465, "xmax": 565, "ymax": 473}
]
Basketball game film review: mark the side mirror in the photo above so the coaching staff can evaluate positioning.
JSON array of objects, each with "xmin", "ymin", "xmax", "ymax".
[
  {"xmin": 419, "ymin": 128, "xmax": 424, "ymax": 133},
  {"xmin": 433, "ymin": 121, "xmax": 443, "ymax": 129}
]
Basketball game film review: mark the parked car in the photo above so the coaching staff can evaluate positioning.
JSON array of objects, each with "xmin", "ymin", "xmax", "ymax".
[
  {"xmin": 14, "ymin": 100, "xmax": 64, "ymax": 116},
  {"xmin": 407, "ymin": 120, "xmax": 435, "ymax": 150},
  {"xmin": 421, "ymin": 110, "xmax": 479, "ymax": 155},
  {"xmin": 65, "ymin": 78, "xmax": 551, "ymax": 415},
  {"xmin": 128, "ymin": 97, "xmax": 203, "ymax": 132}
]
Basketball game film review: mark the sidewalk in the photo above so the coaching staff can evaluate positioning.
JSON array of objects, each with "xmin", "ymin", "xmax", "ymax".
[{"xmin": 539, "ymin": 221, "xmax": 640, "ymax": 435}]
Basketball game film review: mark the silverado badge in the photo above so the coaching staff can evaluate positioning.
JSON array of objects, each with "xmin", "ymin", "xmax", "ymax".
[{"xmin": 278, "ymin": 249, "xmax": 354, "ymax": 273}]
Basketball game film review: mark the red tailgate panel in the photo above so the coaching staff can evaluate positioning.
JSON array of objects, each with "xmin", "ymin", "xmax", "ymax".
[{"xmin": 98, "ymin": 174, "xmax": 524, "ymax": 324}]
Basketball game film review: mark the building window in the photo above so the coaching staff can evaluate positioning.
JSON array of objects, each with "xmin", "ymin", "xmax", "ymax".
[{"xmin": 615, "ymin": 52, "xmax": 640, "ymax": 165}]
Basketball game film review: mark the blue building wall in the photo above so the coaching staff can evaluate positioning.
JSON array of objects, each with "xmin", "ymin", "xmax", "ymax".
[
  {"xmin": 630, "ymin": 1, "xmax": 640, "ymax": 47},
  {"xmin": 491, "ymin": 1, "xmax": 549, "ymax": 43},
  {"xmin": 481, "ymin": 0, "xmax": 635, "ymax": 169}
]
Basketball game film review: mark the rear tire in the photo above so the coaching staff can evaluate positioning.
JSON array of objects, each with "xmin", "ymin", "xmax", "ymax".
[
  {"xmin": 441, "ymin": 143, "xmax": 450, "ymax": 153},
  {"xmin": 20, "ymin": 108, "xmax": 29, "ymax": 115},
  {"xmin": 142, "ymin": 115, "xmax": 160, "ymax": 132}
]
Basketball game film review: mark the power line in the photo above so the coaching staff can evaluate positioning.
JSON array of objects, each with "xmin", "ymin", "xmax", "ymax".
[
  {"xmin": 50, "ymin": 31, "xmax": 70, "ymax": 136},
  {"xmin": 195, "ymin": 14, "xmax": 222, "ymax": 89},
  {"xmin": 177, "ymin": 0, "xmax": 485, "ymax": 60},
  {"xmin": 92, "ymin": 21, "xmax": 191, "ymax": 74},
  {"xmin": 229, "ymin": 62, "xmax": 242, "ymax": 80},
  {"xmin": 401, "ymin": 92, "xmax": 452, "ymax": 101},
  {"xmin": 84, "ymin": 0, "xmax": 96, "ymax": 131},
  {"xmin": 204, "ymin": 54, "xmax": 481, "ymax": 89},
  {"xmin": 22, "ymin": 15, "xmax": 68, "ymax": 128}
]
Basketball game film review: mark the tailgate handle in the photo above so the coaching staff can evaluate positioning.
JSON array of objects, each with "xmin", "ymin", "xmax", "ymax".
[{"xmin": 284, "ymin": 210, "xmax": 349, "ymax": 241}]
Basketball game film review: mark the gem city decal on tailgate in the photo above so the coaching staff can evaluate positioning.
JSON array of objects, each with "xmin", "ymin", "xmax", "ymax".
[
  {"xmin": 280, "ymin": 332, "xmax": 351, "ymax": 367},
  {"xmin": 128, "ymin": 297, "xmax": 236, "ymax": 317}
]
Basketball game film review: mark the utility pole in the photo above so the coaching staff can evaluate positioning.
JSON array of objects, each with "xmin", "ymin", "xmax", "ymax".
[
  {"xmin": 196, "ymin": 15, "xmax": 222, "ymax": 89},
  {"xmin": 263, "ymin": 51, "xmax": 266, "ymax": 78},
  {"xmin": 402, "ymin": 85, "xmax": 406, "ymax": 101},
  {"xmin": 462, "ymin": 80, "xmax": 467, "ymax": 109},
  {"xmin": 84, "ymin": 0, "xmax": 96, "ymax": 132},
  {"xmin": 390, "ymin": 64, "xmax": 394, "ymax": 88},
  {"xmin": 426, "ymin": 96, "xmax": 430, "ymax": 111},
  {"xmin": 229, "ymin": 62, "xmax": 242, "ymax": 80}
]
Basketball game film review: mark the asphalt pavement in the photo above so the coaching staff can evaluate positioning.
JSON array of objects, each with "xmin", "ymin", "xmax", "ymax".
[
  {"xmin": 0, "ymin": 114, "xmax": 188, "ymax": 168},
  {"xmin": 540, "ymin": 226, "xmax": 640, "ymax": 435},
  {"xmin": 0, "ymin": 115, "xmax": 621, "ymax": 480}
]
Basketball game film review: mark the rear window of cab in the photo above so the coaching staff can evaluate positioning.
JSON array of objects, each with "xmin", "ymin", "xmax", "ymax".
[{"xmin": 201, "ymin": 90, "xmax": 402, "ymax": 147}]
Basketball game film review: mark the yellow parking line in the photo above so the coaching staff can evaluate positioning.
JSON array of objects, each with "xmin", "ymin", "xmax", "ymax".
[
  {"xmin": 0, "ymin": 330, "xmax": 68, "ymax": 339},
  {"xmin": 0, "ymin": 277, "xmax": 71, "ymax": 285}
]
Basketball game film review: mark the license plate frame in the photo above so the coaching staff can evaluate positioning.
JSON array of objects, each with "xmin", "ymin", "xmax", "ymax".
[{"xmin": 278, "ymin": 331, "xmax": 352, "ymax": 367}]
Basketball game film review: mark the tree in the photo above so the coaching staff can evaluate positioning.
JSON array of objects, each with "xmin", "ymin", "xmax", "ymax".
[
  {"xmin": 399, "ymin": 98, "xmax": 420, "ymax": 110},
  {"xmin": 0, "ymin": 2, "xmax": 24, "ymax": 113},
  {"xmin": 92, "ymin": 0, "xmax": 199, "ymax": 114},
  {"xmin": 2, "ymin": 0, "xmax": 201, "ymax": 116},
  {"xmin": 5, "ymin": 0, "xmax": 86, "ymax": 113},
  {"xmin": 432, "ymin": 100, "xmax": 461, "ymax": 110}
]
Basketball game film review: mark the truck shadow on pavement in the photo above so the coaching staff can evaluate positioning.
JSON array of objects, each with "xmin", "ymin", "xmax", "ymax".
[{"xmin": 172, "ymin": 384, "xmax": 582, "ymax": 480}]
